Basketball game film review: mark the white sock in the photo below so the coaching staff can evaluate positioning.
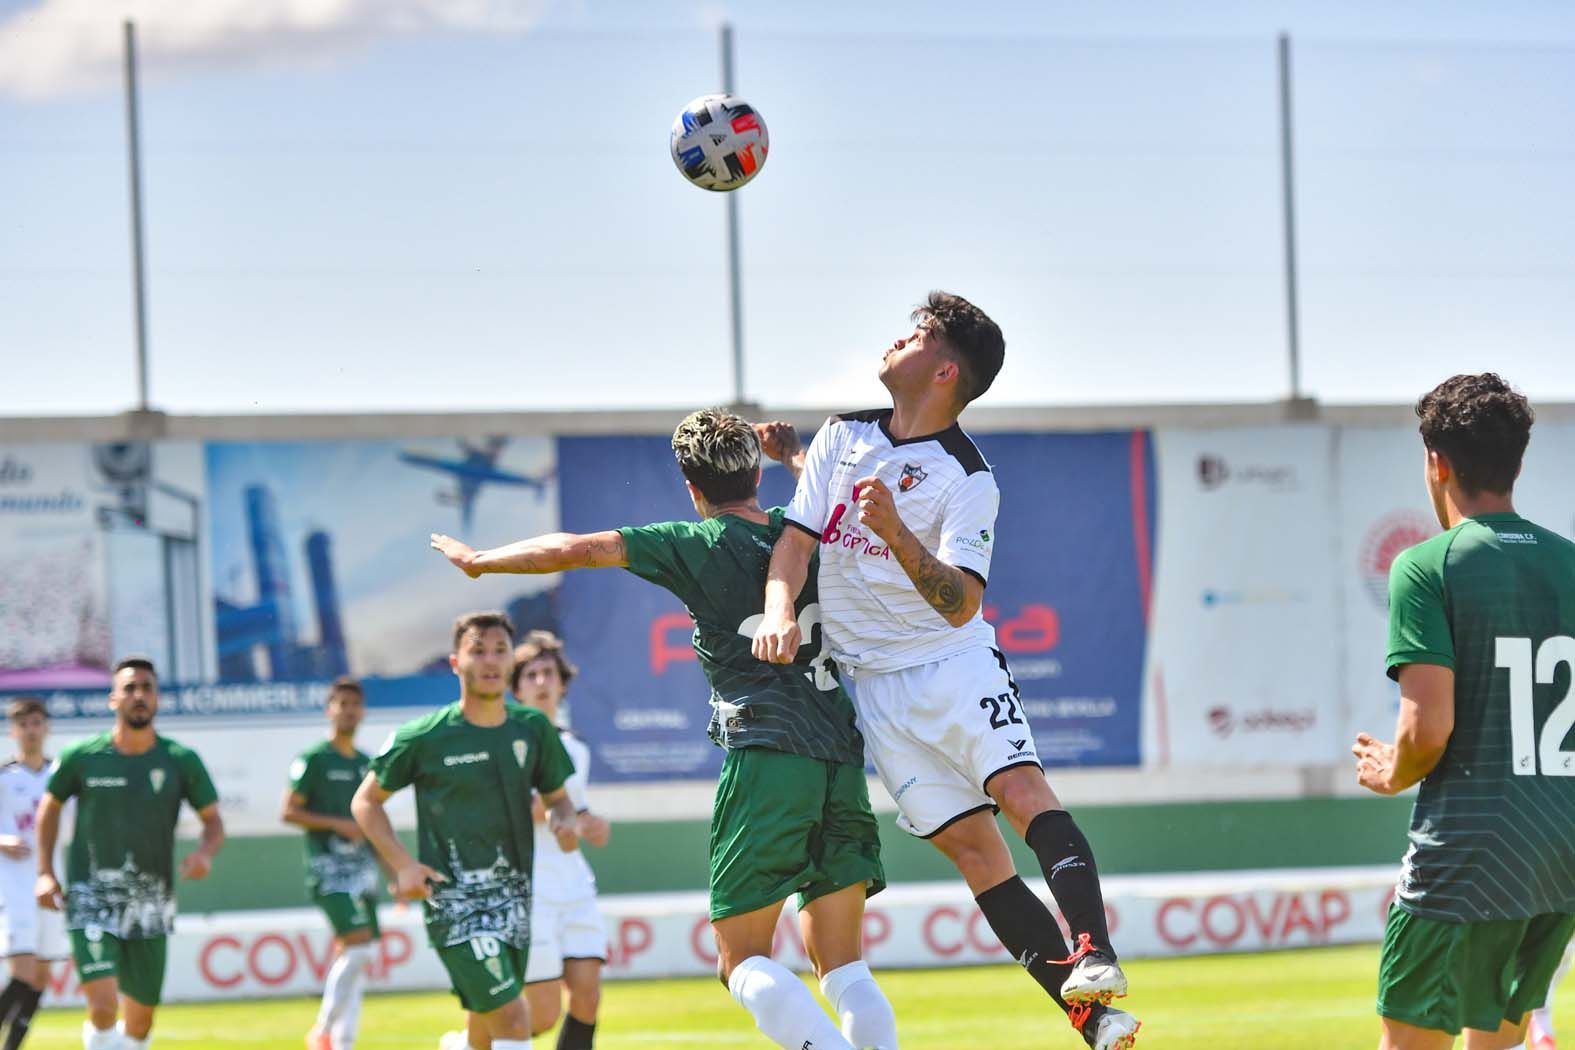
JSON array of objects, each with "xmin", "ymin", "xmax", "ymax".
[
  {"xmin": 491, "ymin": 1041, "xmax": 532, "ymax": 1050},
  {"xmin": 328, "ymin": 943, "xmax": 373, "ymax": 1047},
  {"xmin": 318, "ymin": 943, "xmax": 374, "ymax": 1028},
  {"xmin": 821, "ymin": 960, "xmax": 899, "ymax": 1050},
  {"xmin": 82, "ymin": 1022, "xmax": 120, "ymax": 1050},
  {"xmin": 331, "ymin": 976, "xmax": 365, "ymax": 1050},
  {"xmin": 116, "ymin": 1022, "xmax": 152, "ymax": 1050},
  {"xmin": 728, "ymin": 954, "xmax": 855, "ymax": 1050}
]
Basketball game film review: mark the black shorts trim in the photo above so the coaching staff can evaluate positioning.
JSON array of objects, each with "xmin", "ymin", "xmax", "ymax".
[
  {"xmin": 785, "ymin": 518, "xmax": 821, "ymax": 540},
  {"xmin": 981, "ymin": 760, "xmax": 1044, "ymax": 796},
  {"xmin": 918, "ymin": 803, "xmax": 999, "ymax": 840},
  {"xmin": 561, "ymin": 954, "xmax": 608, "ymax": 963}
]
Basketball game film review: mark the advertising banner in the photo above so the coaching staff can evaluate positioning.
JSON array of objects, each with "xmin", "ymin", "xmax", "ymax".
[
  {"xmin": 205, "ymin": 437, "xmax": 559, "ymax": 682},
  {"xmin": 31, "ymin": 866, "xmax": 1398, "ymax": 1005},
  {"xmin": 1143, "ymin": 426, "xmax": 1341, "ymax": 766}
]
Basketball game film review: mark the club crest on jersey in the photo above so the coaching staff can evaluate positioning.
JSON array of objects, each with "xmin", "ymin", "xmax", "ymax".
[
  {"xmin": 149, "ymin": 768, "xmax": 166, "ymax": 793},
  {"xmin": 898, "ymin": 463, "xmax": 928, "ymax": 492},
  {"xmin": 485, "ymin": 957, "xmax": 503, "ymax": 981},
  {"xmin": 513, "ymin": 740, "xmax": 527, "ymax": 768}
]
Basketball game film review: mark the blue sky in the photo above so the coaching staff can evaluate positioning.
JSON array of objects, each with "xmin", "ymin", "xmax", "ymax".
[{"xmin": 3, "ymin": 0, "xmax": 1574, "ymax": 415}]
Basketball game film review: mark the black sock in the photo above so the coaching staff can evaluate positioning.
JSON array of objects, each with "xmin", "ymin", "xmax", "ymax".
[
  {"xmin": 556, "ymin": 1013, "xmax": 596, "ymax": 1050},
  {"xmin": 1027, "ymin": 809, "xmax": 1114, "ymax": 957},
  {"xmin": 974, "ymin": 875, "xmax": 1080, "ymax": 1014},
  {"xmin": 0, "ymin": 980, "xmax": 24, "ymax": 1029},
  {"xmin": 1, "ymin": 986, "xmax": 41, "ymax": 1050}
]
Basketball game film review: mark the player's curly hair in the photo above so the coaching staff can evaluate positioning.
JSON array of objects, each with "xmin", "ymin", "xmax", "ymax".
[
  {"xmin": 671, "ymin": 408, "xmax": 761, "ymax": 505},
  {"xmin": 915, "ymin": 291, "xmax": 1005, "ymax": 406},
  {"xmin": 1415, "ymin": 373, "xmax": 1534, "ymax": 495},
  {"xmin": 451, "ymin": 611, "xmax": 516, "ymax": 650},
  {"xmin": 511, "ymin": 630, "xmax": 578, "ymax": 695}
]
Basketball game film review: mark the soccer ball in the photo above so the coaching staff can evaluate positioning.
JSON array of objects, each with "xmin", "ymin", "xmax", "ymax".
[{"xmin": 669, "ymin": 93, "xmax": 769, "ymax": 192}]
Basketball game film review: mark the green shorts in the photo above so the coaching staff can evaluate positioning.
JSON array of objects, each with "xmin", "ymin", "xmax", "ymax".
[
  {"xmin": 435, "ymin": 935, "xmax": 528, "ymax": 1014},
  {"xmin": 1377, "ymin": 904, "xmax": 1575, "ymax": 1035},
  {"xmin": 709, "ymin": 747, "xmax": 886, "ymax": 921},
  {"xmin": 69, "ymin": 929, "xmax": 168, "ymax": 1007},
  {"xmin": 315, "ymin": 891, "xmax": 381, "ymax": 940}
]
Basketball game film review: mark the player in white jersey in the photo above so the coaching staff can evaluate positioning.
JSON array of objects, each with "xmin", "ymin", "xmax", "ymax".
[
  {"xmin": 0, "ymin": 698, "xmax": 68, "ymax": 1050},
  {"xmin": 514, "ymin": 633, "xmax": 608, "ymax": 1050},
  {"xmin": 754, "ymin": 291, "xmax": 1139, "ymax": 1050}
]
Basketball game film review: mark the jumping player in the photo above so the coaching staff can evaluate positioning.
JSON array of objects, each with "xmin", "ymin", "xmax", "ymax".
[
  {"xmin": 431, "ymin": 411, "xmax": 897, "ymax": 1050},
  {"xmin": 753, "ymin": 292, "xmax": 1139, "ymax": 1049},
  {"xmin": 1353, "ymin": 373, "xmax": 1575, "ymax": 1050}
]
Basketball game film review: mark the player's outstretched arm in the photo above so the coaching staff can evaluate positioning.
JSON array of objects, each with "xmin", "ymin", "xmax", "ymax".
[
  {"xmin": 854, "ymin": 476, "xmax": 983, "ymax": 627},
  {"xmin": 755, "ymin": 526, "xmax": 817, "ymax": 663},
  {"xmin": 351, "ymin": 774, "xmax": 443, "ymax": 900},
  {"xmin": 1352, "ymin": 663, "xmax": 1455, "ymax": 795},
  {"xmin": 33, "ymin": 794, "xmax": 64, "ymax": 911},
  {"xmin": 179, "ymin": 803, "xmax": 224, "ymax": 880},
  {"xmin": 431, "ymin": 531, "xmax": 627, "ymax": 577}
]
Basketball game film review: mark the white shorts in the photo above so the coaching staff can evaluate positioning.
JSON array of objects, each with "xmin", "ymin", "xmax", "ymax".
[
  {"xmin": 525, "ymin": 892, "xmax": 607, "ymax": 984},
  {"xmin": 853, "ymin": 645, "xmax": 1042, "ymax": 838},
  {"xmin": 0, "ymin": 871, "xmax": 69, "ymax": 961}
]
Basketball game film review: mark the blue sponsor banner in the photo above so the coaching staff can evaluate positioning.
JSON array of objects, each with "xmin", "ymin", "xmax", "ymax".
[
  {"xmin": 557, "ymin": 429, "xmax": 1153, "ymax": 781},
  {"xmin": 972, "ymin": 431, "xmax": 1154, "ymax": 767},
  {"xmin": 555, "ymin": 435, "xmax": 801, "ymax": 782}
]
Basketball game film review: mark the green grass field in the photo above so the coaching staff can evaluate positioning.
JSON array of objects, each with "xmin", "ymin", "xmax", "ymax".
[{"xmin": 23, "ymin": 944, "xmax": 1574, "ymax": 1049}]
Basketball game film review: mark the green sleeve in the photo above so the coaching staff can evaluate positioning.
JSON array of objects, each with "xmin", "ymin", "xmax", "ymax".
[
  {"xmin": 370, "ymin": 728, "xmax": 419, "ymax": 793},
  {"xmin": 1386, "ymin": 542, "xmax": 1455, "ymax": 680},
  {"xmin": 534, "ymin": 719, "xmax": 575, "ymax": 797},
  {"xmin": 178, "ymin": 747, "xmax": 221, "ymax": 811},
  {"xmin": 46, "ymin": 747, "xmax": 81, "ymax": 803},
  {"xmin": 618, "ymin": 520, "xmax": 697, "ymax": 597},
  {"xmin": 287, "ymin": 752, "xmax": 316, "ymax": 797}
]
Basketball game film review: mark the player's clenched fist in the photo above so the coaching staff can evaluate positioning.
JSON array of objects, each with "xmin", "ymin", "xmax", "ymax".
[
  {"xmin": 395, "ymin": 861, "xmax": 446, "ymax": 901},
  {"xmin": 754, "ymin": 421, "xmax": 801, "ymax": 465},
  {"xmin": 854, "ymin": 476, "xmax": 903, "ymax": 544},
  {"xmin": 34, "ymin": 872, "xmax": 61, "ymax": 912},
  {"xmin": 752, "ymin": 611, "xmax": 802, "ymax": 664},
  {"xmin": 431, "ymin": 533, "xmax": 480, "ymax": 578}
]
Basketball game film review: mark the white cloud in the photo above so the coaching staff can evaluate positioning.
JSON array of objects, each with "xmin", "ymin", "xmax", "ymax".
[{"xmin": 0, "ymin": 0, "xmax": 548, "ymax": 98}]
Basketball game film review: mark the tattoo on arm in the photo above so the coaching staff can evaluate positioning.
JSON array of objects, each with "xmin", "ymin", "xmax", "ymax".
[
  {"xmin": 891, "ymin": 528, "xmax": 967, "ymax": 617},
  {"xmin": 912, "ymin": 547, "xmax": 968, "ymax": 616},
  {"xmin": 575, "ymin": 531, "xmax": 626, "ymax": 569}
]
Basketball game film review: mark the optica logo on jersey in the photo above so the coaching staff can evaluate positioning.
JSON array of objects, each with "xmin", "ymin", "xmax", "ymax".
[{"xmin": 1358, "ymin": 510, "xmax": 1437, "ymax": 610}]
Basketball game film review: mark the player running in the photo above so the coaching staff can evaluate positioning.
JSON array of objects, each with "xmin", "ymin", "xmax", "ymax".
[
  {"xmin": 0, "ymin": 698, "xmax": 68, "ymax": 1050},
  {"xmin": 1352, "ymin": 373, "xmax": 1575, "ymax": 1050},
  {"xmin": 36, "ymin": 657, "xmax": 225, "ymax": 1050},
  {"xmin": 353, "ymin": 613, "xmax": 578, "ymax": 1050},
  {"xmin": 752, "ymin": 292, "xmax": 1139, "ymax": 1050},
  {"xmin": 513, "ymin": 632, "xmax": 609, "ymax": 1050},
  {"xmin": 284, "ymin": 677, "xmax": 383, "ymax": 1050},
  {"xmin": 431, "ymin": 411, "xmax": 898, "ymax": 1050}
]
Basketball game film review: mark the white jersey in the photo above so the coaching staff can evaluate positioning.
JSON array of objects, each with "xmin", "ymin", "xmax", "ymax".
[
  {"xmin": 532, "ymin": 728, "xmax": 596, "ymax": 903},
  {"xmin": 786, "ymin": 409, "xmax": 1000, "ymax": 674},
  {"xmin": 0, "ymin": 758, "xmax": 67, "ymax": 893}
]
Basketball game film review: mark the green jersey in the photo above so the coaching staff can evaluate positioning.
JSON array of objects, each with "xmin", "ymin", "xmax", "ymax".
[
  {"xmin": 619, "ymin": 508, "xmax": 865, "ymax": 768},
  {"xmin": 46, "ymin": 733, "xmax": 219, "ymax": 939},
  {"xmin": 288, "ymin": 740, "xmax": 378, "ymax": 898},
  {"xmin": 1386, "ymin": 513, "xmax": 1575, "ymax": 922},
  {"xmin": 369, "ymin": 702, "xmax": 573, "ymax": 949}
]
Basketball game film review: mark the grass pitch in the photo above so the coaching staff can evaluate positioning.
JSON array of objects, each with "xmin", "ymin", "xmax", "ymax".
[{"xmin": 25, "ymin": 944, "xmax": 1572, "ymax": 1049}]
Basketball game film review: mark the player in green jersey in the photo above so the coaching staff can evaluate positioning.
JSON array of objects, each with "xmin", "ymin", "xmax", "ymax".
[
  {"xmin": 35, "ymin": 657, "xmax": 225, "ymax": 1050},
  {"xmin": 1352, "ymin": 374, "xmax": 1575, "ymax": 1050},
  {"xmin": 430, "ymin": 411, "xmax": 896, "ymax": 1050},
  {"xmin": 353, "ymin": 612, "xmax": 578, "ymax": 1050},
  {"xmin": 284, "ymin": 676, "xmax": 384, "ymax": 1050}
]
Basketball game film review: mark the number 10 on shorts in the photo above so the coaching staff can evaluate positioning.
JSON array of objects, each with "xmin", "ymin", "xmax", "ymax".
[{"xmin": 1496, "ymin": 635, "xmax": 1575, "ymax": 776}]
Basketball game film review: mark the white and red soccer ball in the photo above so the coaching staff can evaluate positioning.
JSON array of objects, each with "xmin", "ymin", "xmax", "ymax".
[{"xmin": 669, "ymin": 93, "xmax": 769, "ymax": 192}]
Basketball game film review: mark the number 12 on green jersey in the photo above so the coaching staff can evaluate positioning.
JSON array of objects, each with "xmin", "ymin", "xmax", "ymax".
[{"xmin": 1495, "ymin": 635, "xmax": 1575, "ymax": 776}]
